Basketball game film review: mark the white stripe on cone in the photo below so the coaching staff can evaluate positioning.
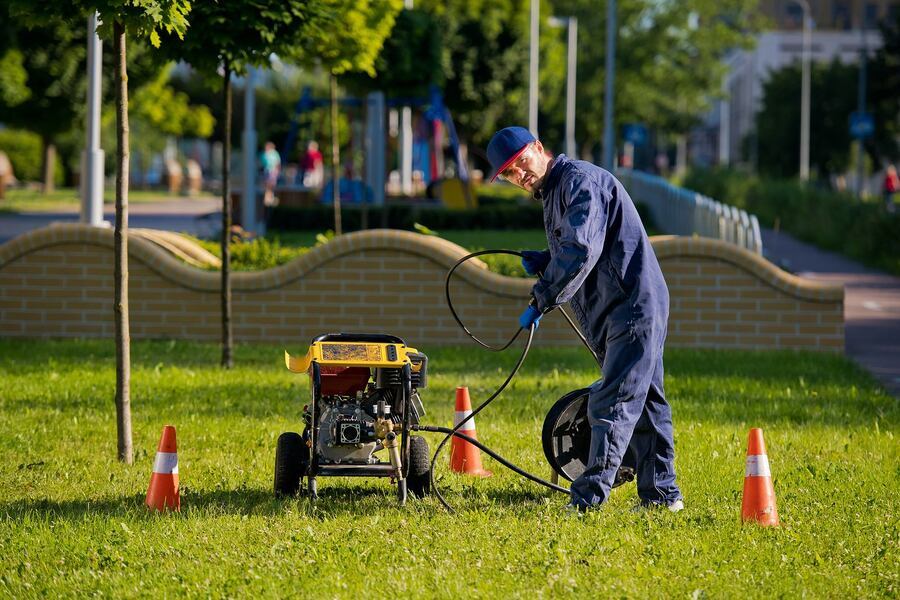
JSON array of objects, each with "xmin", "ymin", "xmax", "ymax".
[
  {"xmin": 454, "ymin": 410, "xmax": 476, "ymax": 430},
  {"xmin": 745, "ymin": 454, "xmax": 771, "ymax": 477},
  {"xmin": 153, "ymin": 451, "xmax": 179, "ymax": 474}
]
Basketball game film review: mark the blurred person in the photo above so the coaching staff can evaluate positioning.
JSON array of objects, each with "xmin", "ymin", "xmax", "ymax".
[
  {"xmin": 301, "ymin": 141, "xmax": 324, "ymax": 188},
  {"xmin": 883, "ymin": 165, "xmax": 899, "ymax": 214},
  {"xmin": 487, "ymin": 126, "xmax": 682, "ymax": 514},
  {"xmin": 260, "ymin": 141, "xmax": 281, "ymax": 205}
]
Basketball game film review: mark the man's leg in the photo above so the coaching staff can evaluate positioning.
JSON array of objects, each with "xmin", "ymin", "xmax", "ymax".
[
  {"xmin": 632, "ymin": 354, "xmax": 681, "ymax": 504},
  {"xmin": 569, "ymin": 334, "xmax": 657, "ymax": 509}
]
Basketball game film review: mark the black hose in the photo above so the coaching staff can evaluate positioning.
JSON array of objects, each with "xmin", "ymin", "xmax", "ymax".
[
  {"xmin": 425, "ymin": 322, "xmax": 541, "ymax": 512},
  {"xmin": 413, "ymin": 425, "xmax": 569, "ymax": 495},
  {"xmin": 444, "ymin": 249, "xmax": 528, "ymax": 352},
  {"xmin": 424, "ymin": 249, "xmax": 596, "ymax": 512}
]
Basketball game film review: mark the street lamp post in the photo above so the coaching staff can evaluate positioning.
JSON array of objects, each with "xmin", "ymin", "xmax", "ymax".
[
  {"xmin": 81, "ymin": 12, "xmax": 105, "ymax": 227},
  {"xmin": 601, "ymin": 0, "xmax": 616, "ymax": 170},
  {"xmin": 529, "ymin": 0, "xmax": 540, "ymax": 136},
  {"xmin": 549, "ymin": 16, "xmax": 578, "ymax": 158},
  {"xmin": 796, "ymin": 0, "xmax": 812, "ymax": 181}
]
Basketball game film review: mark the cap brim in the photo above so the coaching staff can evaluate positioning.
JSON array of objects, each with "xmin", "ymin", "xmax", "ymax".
[{"xmin": 490, "ymin": 144, "xmax": 529, "ymax": 182}]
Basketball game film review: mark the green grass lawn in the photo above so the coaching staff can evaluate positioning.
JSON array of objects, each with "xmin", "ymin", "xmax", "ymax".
[
  {"xmin": 0, "ymin": 339, "xmax": 897, "ymax": 596},
  {"xmin": 0, "ymin": 187, "xmax": 215, "ymax": 213}
]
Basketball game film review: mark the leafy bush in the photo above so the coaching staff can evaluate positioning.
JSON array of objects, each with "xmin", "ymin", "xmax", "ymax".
[
  {"xmin": 684, "ymin": 167, "xmax": 900, "ymax": 275},
  {"xmin": 192, "ymin": 236, "xmax": 308, "ymax": 271},
  {"xmin": 269, "ymin": 203, "xmax": 545, "ymax": 232},
  {"xmin": 0, "ymin": 128, "xmax": 42, "ymax": 182}
]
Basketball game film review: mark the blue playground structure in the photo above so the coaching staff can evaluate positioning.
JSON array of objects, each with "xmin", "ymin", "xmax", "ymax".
[{"xmin": 282, "ymin": 85, "xmax": 468, "ymax": 204}]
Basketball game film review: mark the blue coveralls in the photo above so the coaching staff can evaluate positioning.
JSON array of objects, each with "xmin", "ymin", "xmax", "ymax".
[{"xmin": 531, "ymin": 156, "xmax": 682, "ymax": 509}]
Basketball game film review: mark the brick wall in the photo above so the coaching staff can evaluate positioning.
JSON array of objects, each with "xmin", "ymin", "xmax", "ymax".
[{"xmin": 0, "ymin": 225, "xmax": 844, "ymax": 352}]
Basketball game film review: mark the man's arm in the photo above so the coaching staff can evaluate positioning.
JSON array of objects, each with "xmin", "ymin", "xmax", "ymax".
[{"xmin": 531, "ymin": 174, "xmax": 608, "ymax": 312}]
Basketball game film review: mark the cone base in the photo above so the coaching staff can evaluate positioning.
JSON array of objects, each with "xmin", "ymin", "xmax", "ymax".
[{"xmin": 451, "ymin": 468, "xmax": 493, "ymax": 478}]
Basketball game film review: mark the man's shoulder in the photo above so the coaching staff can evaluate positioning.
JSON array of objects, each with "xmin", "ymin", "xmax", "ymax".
[
  {"xmin": 552, "ymin": 157, "xmax": 619, "ymax": 194},
  {"xmin": 554, "ymin": 157, "xmax": 612, "ymax": 180}
]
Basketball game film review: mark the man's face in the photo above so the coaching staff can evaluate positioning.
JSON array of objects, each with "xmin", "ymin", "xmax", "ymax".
[{"xmin": 499, "ymin": 141, "xmax": 550, "ymax": 193}]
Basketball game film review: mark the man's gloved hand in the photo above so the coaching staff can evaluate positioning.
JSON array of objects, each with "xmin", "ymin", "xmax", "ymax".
[
  {"xmin": 520, "ymin": 250, "xmax": 551, "ymax": 276},
  {"xmin": 519, "ymin": 304, "xmax": 543, "ymax": 330}
]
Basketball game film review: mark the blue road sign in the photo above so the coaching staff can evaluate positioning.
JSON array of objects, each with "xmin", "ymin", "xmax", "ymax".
[
  {"xmin": 623, "ymin": 123, "xmax": 648, "ymax": 146},
  {"xmin": 849, "ymin": 112, "xmax": 874, "ymax": 140}
]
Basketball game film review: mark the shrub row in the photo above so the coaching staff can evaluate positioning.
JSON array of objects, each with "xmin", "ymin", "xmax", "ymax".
[
  {"xmin": 684, "ymin": 167, "xmax": 900, "ymax": 275},
  {"xmin": 0, "ymin": 128, "xmax": 64, "ymax": 185},
  {"xmin": 268, "ymin": 203, "xmax": 546, "ymax": 232}
]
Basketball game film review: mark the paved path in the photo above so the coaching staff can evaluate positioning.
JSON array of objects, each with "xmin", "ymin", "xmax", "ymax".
[
  {"xmin": 0, "ymin": 199, "xmax": 221, "ymax": 244},
  {"xmin": 762, "ymin": 227, "xmax": 900, "ymax": 397}
]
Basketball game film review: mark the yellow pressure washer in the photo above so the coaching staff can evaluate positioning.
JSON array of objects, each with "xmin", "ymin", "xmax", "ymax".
[{"xmin": 274, "ymin": 250, "xmax": 636, "ymax": 510}]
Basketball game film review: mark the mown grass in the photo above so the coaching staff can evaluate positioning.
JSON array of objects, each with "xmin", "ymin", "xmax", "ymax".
[{"xmin": 1, "ymin": 339, "xmax": 897, "ymax": 597}]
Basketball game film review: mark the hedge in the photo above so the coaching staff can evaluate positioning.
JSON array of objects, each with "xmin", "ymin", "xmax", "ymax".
[
  {"xmin": 0, "ymin": 129, "xmax": 42, "ymax": 182},
  {"xmin": 684, "ymin": 167, "xmax": 900, "ymax": 275},
  {"xmin": 268, "ymin": 203, "xmax": 546, "ymax": 232}
]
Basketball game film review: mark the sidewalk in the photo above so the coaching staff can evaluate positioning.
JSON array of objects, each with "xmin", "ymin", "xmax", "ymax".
[
  {"xmin": 762, "ymin": 227, "xmax": 900, "ymax": 397},
  {"xmin": 0, "ymin": 199, "xmax": 221, "ymax": 244}
]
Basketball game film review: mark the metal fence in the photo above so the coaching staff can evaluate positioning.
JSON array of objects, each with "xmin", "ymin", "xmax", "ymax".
[{"xmin": 617, "ymin": 169, "xmax": 763, "ymax": 255}]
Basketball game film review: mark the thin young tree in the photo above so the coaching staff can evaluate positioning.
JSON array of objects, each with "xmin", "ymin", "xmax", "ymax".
[
  {"xmin": 155, "ymin": 1, "xmax": 347, "ymax": 368},
  {"xmin": 295, "ymin": 0, "xmax": 402, "ymax": 236},
  {"xmin": 11, "ymin": 0, "xmax": 190, "ymax": 463}
]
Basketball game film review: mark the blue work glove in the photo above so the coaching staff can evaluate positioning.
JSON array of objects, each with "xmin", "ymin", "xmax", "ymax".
[
  {"xmin": 521, "ymin": 250, "xmax": 551, "ymax": 276},
  {"xmin": 519, "ymin": 305, "xmax": 543, "ymax": 330}
]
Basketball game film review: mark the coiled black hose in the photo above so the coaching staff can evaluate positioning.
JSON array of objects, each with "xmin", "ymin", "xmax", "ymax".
[{"xmin": 421, "ymin": 249, "xmax": 598, "ymax": 512}]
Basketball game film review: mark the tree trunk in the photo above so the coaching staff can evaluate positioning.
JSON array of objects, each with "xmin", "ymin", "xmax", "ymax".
[
  {"xmin": 330, "ymin": 73, "xmax": 342, "ymax": 236},
  {"xmin": 41, "ymin": 139, "xmax": 56, "ymax": 195},
  {"xmin": 113, "ymin": 21, "xmax": 133, "ymax": 465},
  {"xmin": 221, "ymin": 68, "xmax": 234, "ymax": 369},
  {"xmin": 675, "ymin": 135, "xmax": 687, "ymax": 177}
]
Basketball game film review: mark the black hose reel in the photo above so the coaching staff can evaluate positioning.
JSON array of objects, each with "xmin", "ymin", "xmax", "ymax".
[{"xmin": 542, "ymin": 388, "xmax": 637, "ymax": 487}]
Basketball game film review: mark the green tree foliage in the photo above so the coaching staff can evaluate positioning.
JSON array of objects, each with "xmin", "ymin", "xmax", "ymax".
[
  {"xmin": 403, "ymin": 0, "xmax": 757, "ymax": 157},
  {"xmin": 342, "ymin": 8, "xmax": 444, "ymax": 98},
  {"xmin": 8, "ymin": 0, "xmax": 192, "ymax": 465},
  {"xmin": 756, "ymin": 54, "xmax": 899, "ymax": 179},
  {"xmin": 409, "ymin": 0, "xmax": 564, "ymax": 149},
  {"xmin": 0, "ymin": 4, "xmax": 87, "ymax": 192},
  {"xmin": 0, "ymin": 49, "xmax": 29, "ymax": 107},
  {"xmin": 130, "ymin": 66, "xmax": 215, "ymax": 137},
  {"xmin": 867, "ymin": 13, "xmax": 900, "ymax": 165},
  {"xmin": 288, "ymin": 0, "xmax": 403, "ymax": 235},
  {"xmin": 155, "ymin": 0, "xmax": 336, "ymax": 368},
  {"xmin": 547, "ymin": 0, "xmax": 760, "ymax": 154},
  {"xmin": 102, "ymin": 65, "xmax": 215, "ymax": 183}
]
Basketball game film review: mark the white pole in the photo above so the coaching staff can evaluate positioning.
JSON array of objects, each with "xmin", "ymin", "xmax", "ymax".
[
  {"xmin": 799, "ymin": 0, "xmax": 811, "ymax": 181},
  {"xmin": 242, "ymin": 67, "xmax": 260, "ymax": 235},
  {"xmin": 718, "ymin": 97, "xmax": 730, "ymax": 166},
  {"xmin": 529, "ymin": 0, "xmax": 540, "ymax": 136},
  {"xmin": 602, "ymin": 0, "xmax": 616, "ymax": 170},
  {"xmin": 565, "ymin": 17, "xmax": 577, "ymax": 158},
  {"xmin": 80, "ymin": 12, "xmax": 105, "ymax": 226},
  {"xmin": 400, "ymin": 0, "xmax": 413, "ymax": 195}
]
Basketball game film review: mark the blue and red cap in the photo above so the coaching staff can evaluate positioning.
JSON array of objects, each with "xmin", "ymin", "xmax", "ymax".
[{"xmin": 487, "ymin": 126, "xmax": 536, "ymax": 182}]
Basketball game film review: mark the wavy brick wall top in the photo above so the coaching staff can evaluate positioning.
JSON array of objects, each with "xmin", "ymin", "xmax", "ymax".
[{"xmin": 0, "ymin": 225, "xmax": 843, "ymax": 351}]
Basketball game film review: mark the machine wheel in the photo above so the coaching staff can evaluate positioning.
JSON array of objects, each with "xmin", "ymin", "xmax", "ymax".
[
  {"xmin": 406, "ymin": 435, "xmax": 431, "ymax": 499},
  {"xmin": 274, "ymin": 432, "xmax": 308, "ymax": 497},
  {"xmin": 542, "ymin": 389, "xmax": 637, "ymax": 486}
]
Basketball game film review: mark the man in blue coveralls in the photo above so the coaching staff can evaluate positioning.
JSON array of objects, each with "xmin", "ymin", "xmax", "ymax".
[{"xmin": 486, "ymin": 126, "xmax": 683, "ymax": 512}]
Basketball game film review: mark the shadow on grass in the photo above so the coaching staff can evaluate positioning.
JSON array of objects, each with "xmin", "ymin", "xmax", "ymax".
[{"xmin": 1, "ymin": 482, "xmax": 560, "ymax": 522}]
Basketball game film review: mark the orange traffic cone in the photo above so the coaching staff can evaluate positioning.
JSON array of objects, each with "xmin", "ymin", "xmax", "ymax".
[
  {"xmin": 741, "ymin": 428, "xmax": 778, "ymax": 526},
  {"xmin": 146, "ymin": 425, "xmax": 180, "ymax": 512},
  {"xmin": 449, "ymin": 386, "xmax": 492, "ymax": 477}
]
